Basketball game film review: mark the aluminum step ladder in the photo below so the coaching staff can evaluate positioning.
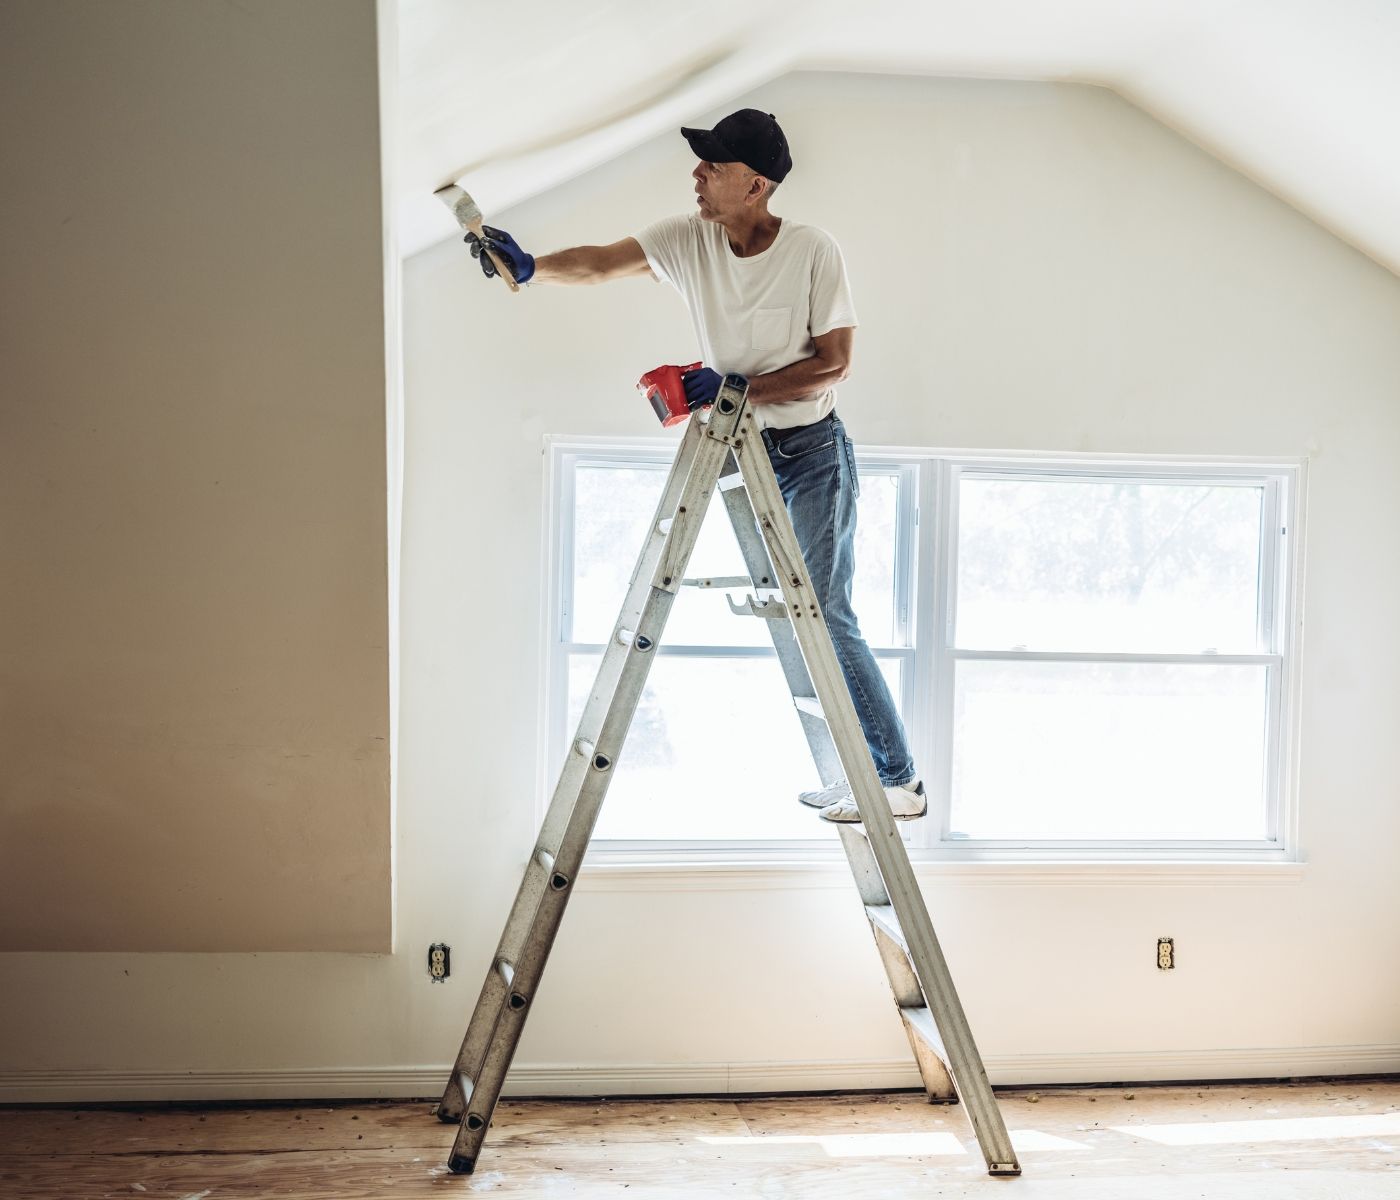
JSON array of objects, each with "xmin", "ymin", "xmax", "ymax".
[{"xmin": 433, "ymin": 377, "xmax": 1021, "ymax": 1178}]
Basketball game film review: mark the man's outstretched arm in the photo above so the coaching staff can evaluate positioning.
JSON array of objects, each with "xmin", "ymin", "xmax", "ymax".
[
  {"xmin": 532, "ymin": 237, "xmax": 653, "ymax": 285},
  {"xmin": 467, "ymin": 225, "xmax": 652, "ymax": 286}
]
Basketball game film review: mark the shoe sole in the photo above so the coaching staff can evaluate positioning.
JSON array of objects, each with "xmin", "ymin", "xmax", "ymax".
[{"xmin": 819, "ymin": 804, "xmax": 928, "ymax": 824}]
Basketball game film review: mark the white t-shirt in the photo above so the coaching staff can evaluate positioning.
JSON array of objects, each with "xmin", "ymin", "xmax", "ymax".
[{"xmin": 635, "ymin": 213, "xmax": 858, "ymax": 430}]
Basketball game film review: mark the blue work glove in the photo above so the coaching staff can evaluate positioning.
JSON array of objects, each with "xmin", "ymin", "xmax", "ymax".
[
  {"xmin": 464, "ymin": 225, "xmax": 536, "ymax": 285},
  {"xmin": 681, "ymin": 366, "xmax": 726, "ymax": 411}
]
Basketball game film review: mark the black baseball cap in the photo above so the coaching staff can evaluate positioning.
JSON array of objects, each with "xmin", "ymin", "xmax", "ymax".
[{"xmin": 681, "ymin": 109, "xmax": 792, "ymax": 183}]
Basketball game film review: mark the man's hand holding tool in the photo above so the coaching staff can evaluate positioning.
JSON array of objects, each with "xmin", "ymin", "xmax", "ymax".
[
  {"xmin": 681, "ymin": 366, "xmax": 725, "ymax": 412},
  {"xmin": 465, "ymin": 226, "xmax": 535, "ymax": 286}
]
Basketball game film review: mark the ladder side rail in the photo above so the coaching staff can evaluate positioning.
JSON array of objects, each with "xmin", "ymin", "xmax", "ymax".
[
  {"xmin": 444, "ymin": 392, "xmax": 744, "ymax": 1174},
  {"xmin": 722, "ymin": 440, "xmax": 955, "ymax": 1104},
  {"xmin": 537, "ymin": 415, "xmax": 709, "ymax": 854},
  {"xmin": 733, "ymin": 413, "xmax": 1021, "ymax": 1177},
  {"xmin": 437, "ymin": 416, "xmax": 709, "ymax": 1123}
]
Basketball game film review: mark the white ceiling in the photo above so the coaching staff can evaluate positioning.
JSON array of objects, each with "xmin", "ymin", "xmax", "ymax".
[{"xmin": 394, "ymin": 0, "xmax": 1400, "ymax": 276}]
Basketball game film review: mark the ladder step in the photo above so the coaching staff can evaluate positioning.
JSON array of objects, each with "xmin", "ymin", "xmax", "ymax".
[
  {"xmin": 793, "ymin": 695, "xmax": 826, "ymax": 719},
  {"xmin": 718, "ymin": 472, "xmax": 747, "ymax": 492},
  {"xmin": 864, "ymin": 902, "xmax": 907, "ymax": 952},
  {"xmin": 900, "ymin": 1004, "xmax": 951, "ymax": 1065}
]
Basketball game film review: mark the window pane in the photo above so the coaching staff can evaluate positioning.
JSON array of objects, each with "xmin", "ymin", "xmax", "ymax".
[
  {"xmin": 955, "ymin": 478, "xmax": 1264, "ymax": 653},
  {"xmin": 571, "ymin": 461, "xmax": 901, "ymax": 648},
  {"xmin": 568, "ymin": 652, "xmax": 903, "ymax": 841},
  {"xmin": 949, "ymin": 660, "xmax": 1268, "ymax": 840},
  {"xmin": 570, "ymin": 464, "xmax": 664, "ymax": 645},
  {"xmin": 851, "ymin": 470, "xmax": 901, "ymax": 647}
]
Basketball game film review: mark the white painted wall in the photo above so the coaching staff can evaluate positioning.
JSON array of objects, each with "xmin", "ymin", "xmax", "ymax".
[{"xmin": 6, "ymin": 71, "xmax": 1400, "ymax": 1101}]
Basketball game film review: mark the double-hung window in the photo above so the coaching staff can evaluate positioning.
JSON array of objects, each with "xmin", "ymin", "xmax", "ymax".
[
  {"xmin": 928, "ymin": 461, "xmax": 1296, "ymax": 857},
  {"xmin": 545, "ymin": 438, "xmax": 1299, "ymax": 862}
]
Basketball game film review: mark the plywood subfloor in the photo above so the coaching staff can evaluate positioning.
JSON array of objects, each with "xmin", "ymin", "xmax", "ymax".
[{"xmin": 2, "ymin": 1078, "xmax": 1397, "ymax": 1198}]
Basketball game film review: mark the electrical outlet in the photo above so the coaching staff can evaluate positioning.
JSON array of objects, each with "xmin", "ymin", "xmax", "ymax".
[
  {"xmin": 429, "ymin": 943, "xmax": 450, "ymax": 982},
  {"xmin": 1157, "ymin": 938, "xmax": 1175, "ymax": 970}
]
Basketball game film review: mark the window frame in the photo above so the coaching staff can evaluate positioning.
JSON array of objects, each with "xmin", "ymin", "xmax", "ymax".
[
  {"xmin": 544, "ymin": 436, "xmax": 917, "ymax": 858},
  {"xmin": 911, "ymin": 456, "xmax": 1300, "ymax": 861},
  {"xmin": 542, "ymin": 436, "xmax": 1304, "ymax": 869}
]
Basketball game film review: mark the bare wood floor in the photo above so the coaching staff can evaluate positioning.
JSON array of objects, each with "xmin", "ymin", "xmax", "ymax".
[{"xmin": 2, "ymin": 1078, "xmax": 1397, "ymax": 1198}]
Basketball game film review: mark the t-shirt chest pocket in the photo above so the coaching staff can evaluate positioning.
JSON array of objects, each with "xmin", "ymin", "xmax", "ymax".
[{"xmin": 751, "ymin": 307, "xmax": 792, "ymax": 350}]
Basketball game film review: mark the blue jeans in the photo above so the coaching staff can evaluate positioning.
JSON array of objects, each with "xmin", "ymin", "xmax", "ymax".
[{"xmin": 761, "ymin": 413, "xmax": 917, "ymax": 787}]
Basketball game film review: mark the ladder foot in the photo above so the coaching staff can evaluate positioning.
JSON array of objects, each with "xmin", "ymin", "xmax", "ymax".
[
  {"xmin": 433, "ymin": 1102, "xmax": 462, "ymax": 1124},
  {"xmin": 448, "ymin": 1153, "xmax": 476, "ymax": 1174},
  {"xmin": 989, "ymin": 1163, "xmax": 1021, "ymax": 1176}
]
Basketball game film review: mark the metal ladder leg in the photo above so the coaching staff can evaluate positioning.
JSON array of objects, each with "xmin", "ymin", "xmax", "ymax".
[
  {"xmin": 433, "ymin": 411, "xmax": 708, "ymax": 1131},
  {"xmin": 712, "ymin": 452, "xmax": 957, "ymax": 1105},
  {"xmin": 436, "ymin": 384, "xmax": 748, "ymax": 1174},
  {"xmin": 732, "ymin": 409, "xmax": 1021, "ymax": 1177}
]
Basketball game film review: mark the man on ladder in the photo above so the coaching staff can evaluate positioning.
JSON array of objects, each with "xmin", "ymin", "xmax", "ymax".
[{"xmin": 464, "ymin": 107, "xmax": 927, "ymax": 826}]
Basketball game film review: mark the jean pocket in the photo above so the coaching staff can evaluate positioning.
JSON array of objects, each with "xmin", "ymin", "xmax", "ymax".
[{"xmin": 772, "ymin": 420, "xmax": 836, "ymax": 461}]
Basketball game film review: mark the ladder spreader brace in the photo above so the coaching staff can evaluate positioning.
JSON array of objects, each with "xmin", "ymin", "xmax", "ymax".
[{"xmin": 432, "ymin": 377, "xmax": 1022, "ymax": 1178}]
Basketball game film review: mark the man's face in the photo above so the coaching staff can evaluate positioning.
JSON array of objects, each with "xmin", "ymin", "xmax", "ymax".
[{"xmin": 692, "ymin": 159, "xmax": 759, "ymax": 220}]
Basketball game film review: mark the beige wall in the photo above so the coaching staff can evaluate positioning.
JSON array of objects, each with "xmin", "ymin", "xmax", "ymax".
[
  {"xmin": 0, "ymin": 0, "xmax": 392, "ymax": 952},
  {"xmin": 5, "ymin": 67, "xmax": 1400, "ymax": 1099}
]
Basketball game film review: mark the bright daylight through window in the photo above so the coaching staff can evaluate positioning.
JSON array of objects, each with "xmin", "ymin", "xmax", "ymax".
[{"xmin": 548, "ymin": 445, "xmax": 1295, "ymax": 857}]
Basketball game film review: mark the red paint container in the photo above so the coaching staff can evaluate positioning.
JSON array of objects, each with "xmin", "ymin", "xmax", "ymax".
[{"xmin": 638, "ymin": 362, "xmax": 703, "ymax": 427}]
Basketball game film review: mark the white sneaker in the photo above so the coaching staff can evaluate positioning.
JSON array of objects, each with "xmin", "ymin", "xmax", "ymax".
[
  {"xmin": 819, "ymin": 780, "xmax": 927, "ymax": 824},
  {"xmin": 797, "ymin": 778, "xmax": 852, "ymax": 809}
]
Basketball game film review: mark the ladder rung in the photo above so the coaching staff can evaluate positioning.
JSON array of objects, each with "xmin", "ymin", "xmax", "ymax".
[
  {"xmin": 536, "ymin": 847, "xmax": 569, "ymax": 891},
  {"xmin": 864, "ymin": 902, "xmax": 906, "ymax": 951},
  {"xmin": 793, "ymin": 695, "xmax": 826, "ymax": 719},
  {"xmin": 496, "ymin": 959, "xmax": 515, "ymax": 988},
  {"xmin": 457, "ymin": 1071, "xmax": 475, "ymax": 1107},
  {"xmin": 574, "ymin": 738, "xmax": 595, "ymax": 758},
  {"xmin": 718, "ymin": 472, "xmax": 746, "ymax": 492}
]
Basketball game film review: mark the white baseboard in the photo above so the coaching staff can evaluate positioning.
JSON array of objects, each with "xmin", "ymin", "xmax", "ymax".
[{"xmin": 3, "ymin": 1045, "xmax": 1397, "ymax": 1104}]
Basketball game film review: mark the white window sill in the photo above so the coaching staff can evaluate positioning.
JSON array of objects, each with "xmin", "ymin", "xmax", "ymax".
[{"xmin": 574, "ymin": 854, "xmax": 1306, "ymax": 892}]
